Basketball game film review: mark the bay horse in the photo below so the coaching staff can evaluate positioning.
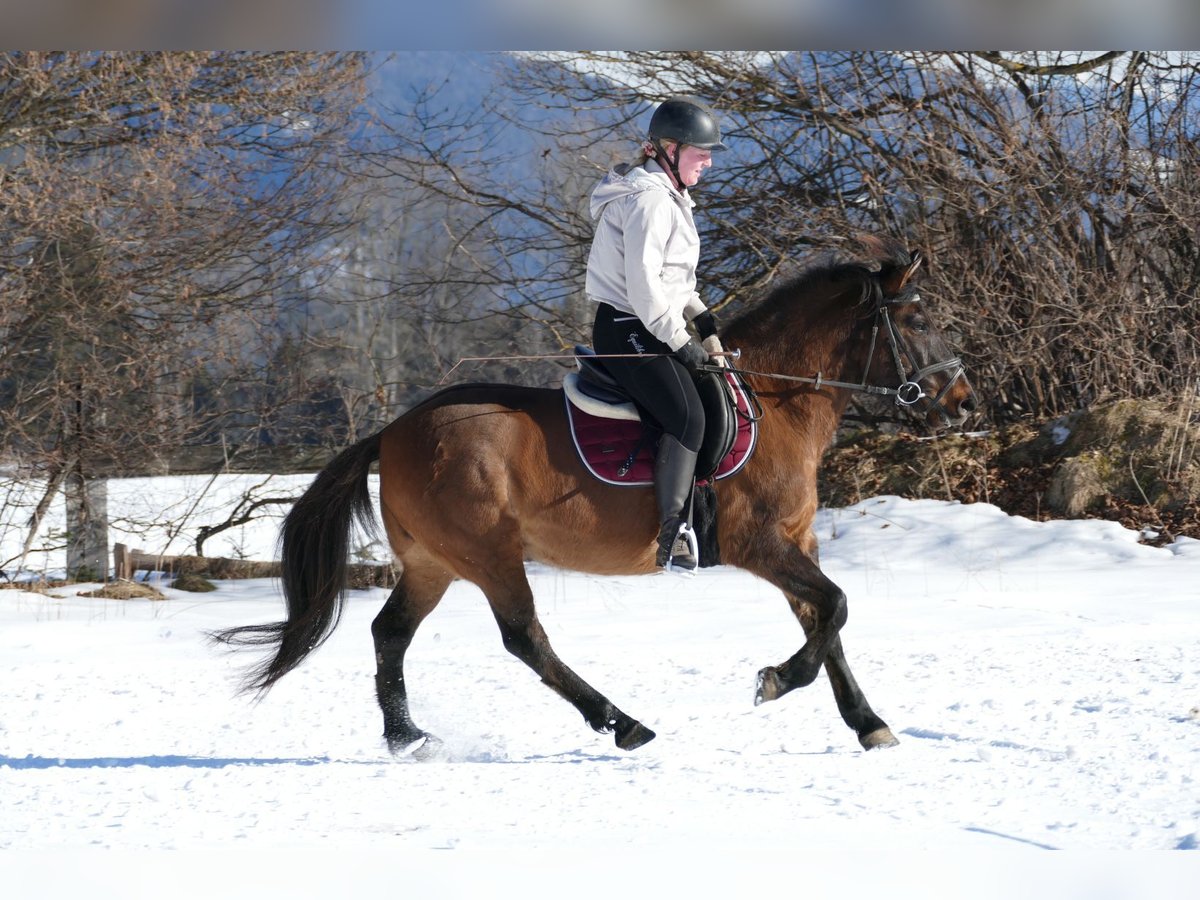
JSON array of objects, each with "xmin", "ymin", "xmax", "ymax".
[{"xmin": 214, "ymin": 235, "xmax": 976, "ymax": 756}]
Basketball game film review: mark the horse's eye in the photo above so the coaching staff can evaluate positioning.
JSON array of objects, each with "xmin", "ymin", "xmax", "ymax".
[{"xmin": 907, "ymin": 315, "xmax": 929, "ymax": 334}]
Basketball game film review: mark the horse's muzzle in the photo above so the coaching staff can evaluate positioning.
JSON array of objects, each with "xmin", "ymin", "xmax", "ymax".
[{"xmin": 927, "ymin": 370, "xmax": 978, "ymax": 428}]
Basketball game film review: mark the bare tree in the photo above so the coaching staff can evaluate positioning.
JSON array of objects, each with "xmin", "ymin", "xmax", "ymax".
[
  {"xmin": 374, "ymin": 50, "xmax": 1200, "ymax": 428},
  {"xmin": 350, "ymin": 59, "xmax": 620, "ymax": 390},
  {"xmin": 0, "ymin": 51, "xmax": 371, "ymax": 575},
  {"xmin": 8, "ymin": 50, "xmax": 1199, "ymax": 572}
]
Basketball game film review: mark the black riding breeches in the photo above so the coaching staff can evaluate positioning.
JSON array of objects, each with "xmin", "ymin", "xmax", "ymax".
[{"xmin": 592, "ymin": 302, "xmax": 706, "ymax": 452}]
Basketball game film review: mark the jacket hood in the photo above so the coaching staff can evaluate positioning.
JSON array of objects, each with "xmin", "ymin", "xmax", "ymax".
[{"xmin": 589, "ymin": 161, "xmax": 682, "ymax": 219}]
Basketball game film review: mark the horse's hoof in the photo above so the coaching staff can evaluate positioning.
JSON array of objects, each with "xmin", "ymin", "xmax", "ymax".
[
  {"xmin": 754, "ymin": 667, "xmax": 785, "ymax": 706},
  {"xmin": 614, "ymin": 720, "xmax": 656, "ymax": 751},
  {"xmin": 388, "ymin": 732, "xmax": 444, "ymax": 760},
  {"xmin": 859, "ymin": 727, "xmax": 900, "ymax": 750},
  {"xmin": 411, "ymin": 733, "xmax": 448, "ymax": 760}
]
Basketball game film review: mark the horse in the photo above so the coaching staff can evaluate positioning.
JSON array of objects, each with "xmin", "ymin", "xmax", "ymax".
[{"xmin": 213, "ymin": 235, "xmax": 977, "ymax": 756}]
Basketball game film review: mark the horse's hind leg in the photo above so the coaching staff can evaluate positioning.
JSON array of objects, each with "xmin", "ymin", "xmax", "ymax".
[
  {"xmin": 371, "ymin": 554, "xmax": 453, "ymax": 757},
  {"xmin": 478, "ymin": 563, "xmax": 656, "ymax": 751}
]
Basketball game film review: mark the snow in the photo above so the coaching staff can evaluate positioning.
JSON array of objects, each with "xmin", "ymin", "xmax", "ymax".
[{"xmin": 2, "ymin": 485, "xmax": 1199, "ymax": 895}]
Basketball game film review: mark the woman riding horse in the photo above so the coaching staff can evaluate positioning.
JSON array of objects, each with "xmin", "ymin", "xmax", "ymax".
[
  {"xmin": 587, "ymin": 95, "xmax": 730, "ymax": 573},
  {"xmin": 215, "ymin": 233, "xmax": 977, "ymax": 758}
]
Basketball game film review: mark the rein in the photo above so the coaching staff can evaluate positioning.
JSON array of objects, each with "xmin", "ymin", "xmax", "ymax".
[{"xmin": 439, "ymin": 295, "xmax": 964, "ymax": 421}]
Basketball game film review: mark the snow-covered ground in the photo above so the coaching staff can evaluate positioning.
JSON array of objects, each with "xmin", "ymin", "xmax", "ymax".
[{"xmin": 2, "ymin": 481, "xmax": 1198, "ymax": 895}]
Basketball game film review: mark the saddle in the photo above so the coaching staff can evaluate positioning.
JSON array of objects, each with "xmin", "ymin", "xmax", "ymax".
[{"xmin": 563, "ymin": 345, "xmax": 758, "ymax": 487}]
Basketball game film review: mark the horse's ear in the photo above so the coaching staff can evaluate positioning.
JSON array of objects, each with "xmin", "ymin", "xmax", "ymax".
[
  {"xmin": 883, "ymin": 251, "xmax": 922, "ymax": 296},
  {"xmin": 903, "ymin": 251, "xmax": 923, "ymax": 286}
]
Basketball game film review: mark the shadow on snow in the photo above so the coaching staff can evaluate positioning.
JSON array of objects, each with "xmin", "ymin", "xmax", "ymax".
[{"xmin": 0, "ymin": 754, "xmax": 375, "ymax": 770}]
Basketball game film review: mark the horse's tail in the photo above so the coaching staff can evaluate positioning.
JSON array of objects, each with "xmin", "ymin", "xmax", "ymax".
[{"xmin": 210, "ymin": 432, "xmax": 382, "ymax": 695}]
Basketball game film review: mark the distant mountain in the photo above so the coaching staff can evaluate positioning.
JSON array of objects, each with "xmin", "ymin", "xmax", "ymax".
[
  {"xmin": 368, "ymin": 51, "xmax": 504, "ymax": 117},
  {"xmin": 362, "ymin": 50, "xmax": 641, "ymax": 187}
]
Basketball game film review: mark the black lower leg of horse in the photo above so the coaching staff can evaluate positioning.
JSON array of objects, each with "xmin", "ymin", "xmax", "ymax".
[
  {"xmin": 755, "ymin": 578, "xmax": 898, "ymax": 749},
  {"xmin": 488, "ymin": 590, "xmax": 655, "ymax": 751},
  {"xmin": 753, "ymin": 556, "xmax": 848, "ymax": 705},
  {"xmin": 371, "ymin": 568, "xmax": 451, "ymax": 756},
  {"xmin": 786, "ymin": 596, "xmax": 895, "ymax": 746},
  {"xmin": 818, "ymin": 631, "xmax": 898, "ymax": 750}
]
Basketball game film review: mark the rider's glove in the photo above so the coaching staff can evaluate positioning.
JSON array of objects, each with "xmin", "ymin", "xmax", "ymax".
[
  {"xmin": 702, "ymin": 334, "xmax": 728, "ymax": 368},
  {"xmin": 673, "ymin": 337, "xmax": 709, "ymax": 372}
]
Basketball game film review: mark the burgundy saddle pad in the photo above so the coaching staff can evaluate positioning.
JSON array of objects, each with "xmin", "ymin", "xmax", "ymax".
[{"xmin": 564, "ymin": 370, "xmax": 758, "ymax": 486}]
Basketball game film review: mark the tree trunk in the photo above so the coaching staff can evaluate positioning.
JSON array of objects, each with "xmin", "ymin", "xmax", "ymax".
[{"xmin": 65, "ymin": 468, "xmax": 108, "ymax": 580}]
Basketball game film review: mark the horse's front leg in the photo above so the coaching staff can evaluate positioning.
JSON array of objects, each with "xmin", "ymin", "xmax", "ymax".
[
  {"xmin": 747, "ymin": 540, "xmax": 847, "ymax": 702},
  {"xmin": 747, "ymin": 541, "xmax": 899, "ymax": 750},
  {"xmin": 787, "ymin": 597, "xmax": 899, "ymax": 750}
]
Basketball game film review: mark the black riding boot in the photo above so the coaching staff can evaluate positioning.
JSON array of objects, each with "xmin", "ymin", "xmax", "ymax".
[{"xmin": 654, "ymin": 434, "xmax": 700, "ymax": 571}]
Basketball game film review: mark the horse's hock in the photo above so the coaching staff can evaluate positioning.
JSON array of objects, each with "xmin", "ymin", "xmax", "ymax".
[{"xmin": 820, "ymin": 397, "xmax": 1200, "ymax": 529}]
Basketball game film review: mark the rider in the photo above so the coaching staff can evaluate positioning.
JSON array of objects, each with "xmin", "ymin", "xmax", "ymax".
[{"xmin": 585, "ymin": 95, "xmax": 728, "ymax": 572}]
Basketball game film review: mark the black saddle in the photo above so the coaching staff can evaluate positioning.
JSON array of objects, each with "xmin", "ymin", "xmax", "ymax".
[{"xmin": 573, "ymin": 345, "xmax": 632, "ymax": 406}]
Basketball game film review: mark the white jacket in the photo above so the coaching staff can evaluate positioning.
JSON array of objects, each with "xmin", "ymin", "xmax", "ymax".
[{"xmin": 585, "ymin": 159, "xmax": 708, "ymax": 352}]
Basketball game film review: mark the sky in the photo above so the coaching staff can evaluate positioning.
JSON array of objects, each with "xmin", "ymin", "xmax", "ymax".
[
  {"xmin": 1, "ymin": 480, "xmax": 1198, "ymax": 896},
  {"xmin": 4, "ymin": 1, "xmax": 1198, "ymax": 48}
]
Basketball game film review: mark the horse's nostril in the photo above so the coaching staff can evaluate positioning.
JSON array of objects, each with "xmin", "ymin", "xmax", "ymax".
[{"xmin": 960, "ymin": 395, "xmax": 978, "ymax": 414}]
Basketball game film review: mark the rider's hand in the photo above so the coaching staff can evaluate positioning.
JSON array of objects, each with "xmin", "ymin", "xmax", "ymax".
[
  {"xmin": 673, "ymin": 338, "xmax": 709, "ymax": 371},
  {"xmin": 702, "ymin": 334, "xmax": 728, "ymax": 368}
]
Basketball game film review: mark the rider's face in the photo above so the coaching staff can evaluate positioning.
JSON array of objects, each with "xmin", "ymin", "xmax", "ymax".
[{"xmin": 666, "ymin": 142, "xmax": 713, "ymax": 188}]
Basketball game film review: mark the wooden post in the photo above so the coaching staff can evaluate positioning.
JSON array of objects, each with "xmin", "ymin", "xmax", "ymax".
[{"xmin": 113, "ymin": 543, "xmax": 132, "ymax": 581}]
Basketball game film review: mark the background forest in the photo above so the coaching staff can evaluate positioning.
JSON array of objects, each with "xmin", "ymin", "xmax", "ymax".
[{"xmin": 3, "ymin": 50, "xmax": 1199, "ymax": 574}]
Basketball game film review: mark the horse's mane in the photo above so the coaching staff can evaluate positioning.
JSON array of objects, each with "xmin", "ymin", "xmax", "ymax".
[{"xmin": 724, "ymin": 235, "xmax": 920, "ymax": 339}]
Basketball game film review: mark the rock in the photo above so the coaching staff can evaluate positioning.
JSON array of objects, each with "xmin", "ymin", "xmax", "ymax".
[{"xmin": 171, "ymin": 573, "xmax": 217, "ymax": 592}]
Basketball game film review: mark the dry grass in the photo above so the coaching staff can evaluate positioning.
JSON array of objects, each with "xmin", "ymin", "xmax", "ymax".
[{"xmin": 77, "ymin": 580, "xmax": 166, "ymax": 601}]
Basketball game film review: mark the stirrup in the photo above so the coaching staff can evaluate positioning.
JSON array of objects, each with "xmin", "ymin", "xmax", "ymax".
[{"xmin": 659, "ymin": 520, "xmax": 699, "ymax": 574}]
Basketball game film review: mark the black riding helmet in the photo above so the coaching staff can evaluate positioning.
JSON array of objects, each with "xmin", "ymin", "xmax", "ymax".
[{"xmin": 646, "ymin": 95, "xmax": 726, "ymax": 188}]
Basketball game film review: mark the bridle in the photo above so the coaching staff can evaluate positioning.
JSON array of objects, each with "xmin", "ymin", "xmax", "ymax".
[
  {"xmin": 875, "ymin": 294, "xmax": 967, "ymax": 422},
  {"xmin": 707, "ymin": 292, "xmax": 967, "ymax": 424}
]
